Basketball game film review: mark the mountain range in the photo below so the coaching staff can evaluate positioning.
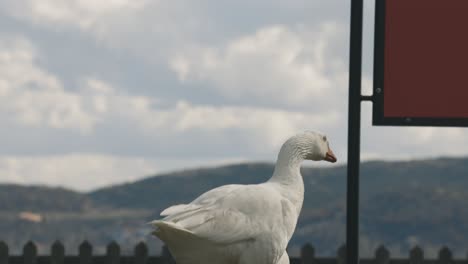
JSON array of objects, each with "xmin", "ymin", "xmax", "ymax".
[{"xmin": 1, "ymin": 157, "xmax": 468, "ymax": 257}]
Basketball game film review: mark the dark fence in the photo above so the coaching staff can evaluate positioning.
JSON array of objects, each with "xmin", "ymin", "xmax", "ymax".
[{"xmin": 0, "ymin": 241, "xmax": 464, "ymax": 264}]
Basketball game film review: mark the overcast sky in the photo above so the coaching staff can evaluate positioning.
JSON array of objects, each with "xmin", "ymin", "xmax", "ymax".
[{"xmin": 0, "ymin": 0, "xmax": 467, "ymax": 191}]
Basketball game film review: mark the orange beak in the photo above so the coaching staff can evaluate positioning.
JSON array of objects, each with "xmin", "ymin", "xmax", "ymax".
[{"xmin": 324, "ymin": 148, "xmax": 337, "ymax": 163}]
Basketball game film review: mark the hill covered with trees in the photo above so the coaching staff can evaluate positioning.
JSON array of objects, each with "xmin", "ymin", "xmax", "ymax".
[{"xmin": 1, "ymin": 157, "xmax": 468, "ymax": 257}]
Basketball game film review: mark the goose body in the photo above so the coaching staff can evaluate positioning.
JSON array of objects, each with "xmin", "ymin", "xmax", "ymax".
[{"xmin": 150, "ymin": 131, "xmax": 337, "ymax": 264}]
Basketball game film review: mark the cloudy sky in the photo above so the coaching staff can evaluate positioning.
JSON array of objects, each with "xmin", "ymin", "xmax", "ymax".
[{"xmin": 0, "ymin": 0, "xmax": 467, "ymax": 191}]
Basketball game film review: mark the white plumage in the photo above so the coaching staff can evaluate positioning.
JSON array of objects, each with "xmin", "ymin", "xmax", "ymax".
[{"xmin": 150, "ymin": 131, "xmax": 337, "ymax": 264}]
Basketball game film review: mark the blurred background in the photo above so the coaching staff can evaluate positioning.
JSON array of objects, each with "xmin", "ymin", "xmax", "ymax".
[{"xmin": 0, "ymin": 0, "xmax": 467, "ymax": 258}]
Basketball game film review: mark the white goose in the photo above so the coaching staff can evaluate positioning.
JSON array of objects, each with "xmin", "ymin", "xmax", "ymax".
[{"xmin": 150, "ymin": 131, "xmax": 337, "ymax": 264}]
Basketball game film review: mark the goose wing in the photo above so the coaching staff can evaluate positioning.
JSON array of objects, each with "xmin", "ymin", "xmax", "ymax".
[{"xmin": 152, "ymin": 183, "xmax": 282, "ymax": 244}]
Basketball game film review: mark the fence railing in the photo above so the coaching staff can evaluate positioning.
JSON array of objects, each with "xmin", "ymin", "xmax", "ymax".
[{"xmin": 0, "ymin": 241, "xmax": 464, "ymax": 264}]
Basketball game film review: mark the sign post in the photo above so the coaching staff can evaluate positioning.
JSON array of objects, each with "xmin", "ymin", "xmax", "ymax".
[
  {"xmin": 346, "ymin": 1, "xmax": 364, "ymax": 264},
  {"xmin": 347, "ymin": 1, "xmax": 468, "ymax": 264}
]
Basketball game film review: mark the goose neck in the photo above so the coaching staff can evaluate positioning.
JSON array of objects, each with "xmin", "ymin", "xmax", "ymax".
[{"xmin": 270, "ymin": 144, "xmax": 305, "ymax": 184}]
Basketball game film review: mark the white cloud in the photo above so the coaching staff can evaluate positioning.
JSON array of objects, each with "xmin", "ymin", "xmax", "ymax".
[
  {"xmin": 360, "ymin": 105, "xmax": 468, "ymax": 161},
  {"xmin": 0, "ymin": 154, "xmax": 247, "ymax": 191},
  {"xmin": 81, "ymin": 80, "xmax": 341, "ymax": 149},
  {"xmin": 124, "ymin": 100, "xmax": 340, "ymax": 148},
  {"xmin": 0, "ymin": 36, "xmax": 100, "ymax": 133},
  {"xmin": 169, "ymin": 24, "xmax": 348, "ymax": 107},
  {"xmin": 0, "ymin": 0, "xmax": 205, "ymax": 56},
  {"xmin": 3, "ymin": 0, "xmax": 149, "ymax": 33},
  {"xmin": 0, "ymin": 35, "xmax": 340, "ymax": 153},
  {"xmin": 0, "ymin": 154, "xmax": 155, "ymax": 191}
]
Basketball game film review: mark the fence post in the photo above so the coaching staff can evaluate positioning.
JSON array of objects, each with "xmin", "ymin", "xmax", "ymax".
[
  {"xmin": 23, "ymin": 241, "xmax": 37, "ymax": 264},
  {"xmin": 51, "ymin": 241, "xmax": 65, "ymax": 264},
  {"xmin": 338, "ymin": 244, "xmax": 346, "ymax": 264},
  {"xmin": 409, "ymin": 246, "xmax": 424, "ymax": 264},
  {"xmin": 0, "ymin": 241, "xmax": 8, "ymax": 264},
  {"xmin": 79, "ymin": 241, "xmax": 92, "ymax": 264},
  {"xmin": 375, "ymin": 245, "xmax": 390, "ymax": 264},
  {"xmin": 438, "ymin": 247, "xmax": 453, "ymax": 264},
  {"xmin": 161, "ymin": 245, "xmax": 175, "ymax": 264},
  {"xmin": 133, "ymin": 242, "xmax": 148, "ymax": 264},
  {"xmin": 301, "ymin": 243, "xmax": 316, "ymax": 264},
  {"xmin": 106, "ymin": 242, "xmax": 120, "ymax": 264}
]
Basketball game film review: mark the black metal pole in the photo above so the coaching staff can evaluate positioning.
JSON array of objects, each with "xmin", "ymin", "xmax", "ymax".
[{"xmin": 347, "ymin": 0, "xmax": 363, "ymax": 264}]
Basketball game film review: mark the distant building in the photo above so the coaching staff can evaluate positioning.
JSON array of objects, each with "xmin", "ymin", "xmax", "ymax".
[{"xmin": 18, "ymin": 212, "xmax": 43, "ymax": 223}]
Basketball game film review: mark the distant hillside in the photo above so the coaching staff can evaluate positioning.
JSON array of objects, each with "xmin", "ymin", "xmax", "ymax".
[
  {"xmin": 89, "ymin": 157, "xmax": 468, "ymax": 213},
  {"xmin": 0, "ymin": 184, "xmax": 94, "ymax": 212},
  {"xmin": 1, "ymin": 157, "xmax": 468, "ymax": 256}
]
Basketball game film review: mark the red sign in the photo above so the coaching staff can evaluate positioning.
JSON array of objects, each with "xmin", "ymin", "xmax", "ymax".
[{"xmin": 373, "ymin": 0, "xmax": 468, "ymax": 126}]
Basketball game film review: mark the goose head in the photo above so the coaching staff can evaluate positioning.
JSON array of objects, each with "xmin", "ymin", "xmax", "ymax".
[{"xmin": 281, "ymin": 131, "xmax": 337, "ymax": 163}]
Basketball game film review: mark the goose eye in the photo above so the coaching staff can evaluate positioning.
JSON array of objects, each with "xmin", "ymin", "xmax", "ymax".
[{"xmin": 322, "ymin": 136, "xmax": 327, "ymax": 142}]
